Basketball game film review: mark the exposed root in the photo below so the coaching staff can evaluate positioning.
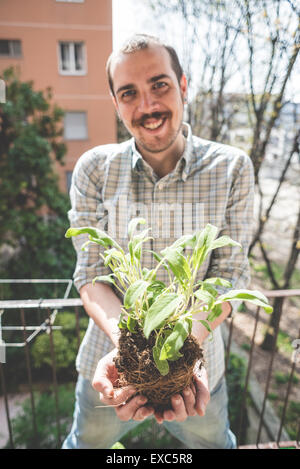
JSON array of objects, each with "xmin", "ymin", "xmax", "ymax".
[{"xmin": 113, "ymin": 329, "xmax": 204, "ymax": 411}]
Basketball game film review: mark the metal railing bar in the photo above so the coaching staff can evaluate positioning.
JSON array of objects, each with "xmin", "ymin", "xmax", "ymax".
[
  {"xmin": 224, "ymin": 316, "xmax": 234, "ymax": 373},
  {"xmin": 20, "ymin": 309, "xmax": 39, "ymax": 448},
  {"xmin": 276, "ymin": 327, "xmax": 300, "ymax": 444},
  {"xmin": 47, "ymin": 308, "xmax": 61, "ymax": 448},
  {"xmin": 262, "ymin": 289, "xmax": 300, "ymax": 298},
  {"xmin": 1, "ymin": 326, "xmax": 62, "ymax": 330},
  {"xmin": 256, "ymin": 299, "xmax": 283, "ymax": 445},
  {"xmin": 0, "ymin": 279, "xmax": 73, "ymax": 284},
  {"xmin": 0, "ymin": 298, "xmax": 83, "ymax": 309},
  {"xmin": 236, "ymin": 306, "xmax": 260, "ymax": 446},
  {"xmin": 63, "ymin": 280, "xmax": 73, "ymax": 299},
  {"xmin": 0, "ymin": 362, "xmax": 14, "ymax": 449}
]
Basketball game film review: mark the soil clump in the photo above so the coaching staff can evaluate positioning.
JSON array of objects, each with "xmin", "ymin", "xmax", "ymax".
[{"xmin": 114, "ymin": 329, "xmax": 204, "ymax": 411}]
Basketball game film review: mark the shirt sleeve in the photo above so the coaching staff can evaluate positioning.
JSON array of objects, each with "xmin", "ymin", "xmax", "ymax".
[
  {"xmin": 67, "ymin": 149, "xmax": 111, "ymax": 293},
  {"xmin": 205, "ymin": 152, "xmax": 255, "ymax": 315}
]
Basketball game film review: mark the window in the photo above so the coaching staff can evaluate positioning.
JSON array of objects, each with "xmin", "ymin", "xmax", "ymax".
[
  {"xmin": 0, "ymin": 40, "xmax": 22, "ymax": 57},
  {"xmin": 64, "ymin": 112, "xmax": 88, "ymax": 140},
  {"xmin": 58, "ymin": 42, "xmax": 86, "ymax": 75}
]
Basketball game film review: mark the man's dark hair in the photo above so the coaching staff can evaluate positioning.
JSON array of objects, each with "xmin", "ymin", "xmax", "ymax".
[{"xmin": 106, "ymin": 34, "xmax": 184, "ymax": 97}]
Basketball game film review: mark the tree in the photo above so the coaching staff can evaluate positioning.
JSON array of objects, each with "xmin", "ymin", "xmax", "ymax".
[
  {"xmin": 147, "ymin": 0, "xmax": 299, "ymax": 177},
  {"xmin": 0, "ymin": 68, "xmax": 76, "ymax": 298}
]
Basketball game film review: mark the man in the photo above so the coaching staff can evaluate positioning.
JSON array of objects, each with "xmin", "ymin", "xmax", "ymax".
[{"xmin": 62, "ymin": 34, "xmax": 254, "ymax": 449}]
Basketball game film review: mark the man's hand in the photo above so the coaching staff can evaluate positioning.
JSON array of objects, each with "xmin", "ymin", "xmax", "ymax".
[
  {"xmin": 92, "ymin": 349, "xmax": 154, "ymax": 422},
  {"xmin": 154, "ymin": 365, "xmax": 210, "ymax": 424}
]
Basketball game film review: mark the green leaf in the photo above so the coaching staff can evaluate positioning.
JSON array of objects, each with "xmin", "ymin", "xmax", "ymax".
[
  {"xmin": 143, "ymin": 293, "xmax": 183, "ymax": 339},
  {"xmin": 118, "ymin": 313, "xmax": 128, "ymax": 329},
  {"xmin": 110, "ymin": 442, "xmax": 125, "ymax": 449},
  {"xmin": 92, "ymin": 275, "xmax": 115, "ymax": 286},
  {"xmin": 128, "ymin": 217, "xmax": 146, "ymax": 238},
  {"xmin": 194, "ymin": 289, "xmax": 215, "ymax": 308},
  {"xmin": 166, "ymin": 233, "xmax": 196, "ymax": 250},
  {"xmin": 192, "ymin": 224, "xmax": 218, "ymax": 269},
  {"xmin": 208, "ymin": 236, "xmax": 242, "ymax": 252},
  {"xmin": 103, "ymin": 248, "xmax": 124, "ymax": 266},
  {"xmin": 159, "ymin": 318, "xmax": 190, "ymax": 361},
  {"xmin": 127, "ymin": 315, "xmax": 137, "ymax": 333},
  {"xmin": 160, "ymin": 246, "xmax": 191, "ymax": 284},
  {"xmin": 204, "ymin": 277, "xmax": 233, "ymax": 288},
  {"xmin": 153, "ymin": 345, "xmax": 169, "ymax": 376},
  {"xmin": 216, "ymin": 289, "xmax": 273, "ymax": 313},
  {"xmin": 65, "ymin": 227, "xmax": 121, "ymax": 250},
  {"xmin": 206, "ymin": 304, "xmax": 223, "ymax": 322},
  {"xmin": 124, "ymin": 280, "xmax": 149, "ymax": 309},
  {"xmin": 198, "ymin": 320, "xmax": 213, "ymax": 333}
]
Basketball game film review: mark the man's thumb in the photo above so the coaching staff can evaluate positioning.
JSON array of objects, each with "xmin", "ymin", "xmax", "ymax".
[{"xmin": 92, "ymin": 376, "xmax": 114, "ymax": 397}]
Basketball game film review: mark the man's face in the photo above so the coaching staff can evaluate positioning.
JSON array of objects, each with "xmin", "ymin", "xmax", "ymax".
[{"xmin": 110, "ymin": 45, "xmax": 187, "ymax": 156}]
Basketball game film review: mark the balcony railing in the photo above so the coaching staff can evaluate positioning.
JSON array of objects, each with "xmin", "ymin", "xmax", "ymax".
[{"xmin": 0, "ymin": 283, "xmax": 299, "ymax": 449}]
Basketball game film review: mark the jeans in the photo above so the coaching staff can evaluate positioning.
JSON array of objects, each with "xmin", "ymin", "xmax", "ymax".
[{"xmin": 62, "ymin": 374, "xmax": 236, "ymax": 449}]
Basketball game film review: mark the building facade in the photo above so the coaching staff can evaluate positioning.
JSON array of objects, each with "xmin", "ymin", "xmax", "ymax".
[{"xmin": 0, "ymin": 0, "xmax": 116, "ymax": 192}]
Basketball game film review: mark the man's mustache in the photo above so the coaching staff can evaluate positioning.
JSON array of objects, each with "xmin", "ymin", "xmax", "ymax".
[{"xmin": 133, "ymin": 111, "xmax": 171, "ymax": 127}]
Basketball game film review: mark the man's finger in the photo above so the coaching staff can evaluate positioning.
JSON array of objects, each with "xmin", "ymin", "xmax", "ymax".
[
  {"xmin": 194, "ymin": 372, "xmax": 210, "ymax": 416},
  {"xmin": 101, "ymin": 385, "xmax": 136, "ymax": 406},
  {"xmin": 169, "ymin": 394, "xmax": 187, "ymax": 422},
  {"xmin": 115, "ymin": 395, "xmax": 148, "ymax": 421},
  {"xmin": 182, "ymin": 387, "xmax": 197, "ymax": 416},
  {"xmin": 92, "ymin": 375, "xmax": 114, "ymax": 396}
]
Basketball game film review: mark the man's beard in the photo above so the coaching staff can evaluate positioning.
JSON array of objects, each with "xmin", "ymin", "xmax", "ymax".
[{"xmin": 131, "ymin": 111, "xmax": 183, "ymax": 154}]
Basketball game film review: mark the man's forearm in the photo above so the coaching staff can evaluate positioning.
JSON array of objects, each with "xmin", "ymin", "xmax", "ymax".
[
  {"xmin": 192, "ymin": 301, "xmax": 232, "ymax": 345},
  {"xmin": 80, "ymin": 282, "xmax": 123, "ymax": 347}
]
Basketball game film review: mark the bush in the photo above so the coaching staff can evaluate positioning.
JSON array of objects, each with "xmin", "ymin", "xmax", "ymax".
[
  {"xmin": 4, "ymin": 384, "xmax": 75, "ymax": 449},
  {"xmin": 31, "ymin": 311, "xmax": 88, "ymax": 372}
]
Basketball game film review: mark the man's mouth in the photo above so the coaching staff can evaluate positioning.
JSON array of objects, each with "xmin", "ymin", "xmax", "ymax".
[
  {"xmin": 142, "ymin": 118, "xmax": 164, "ymax": 130},
  {"xmin": 136, "ymin": 112, "xmax": 170, "ymax": 131}
]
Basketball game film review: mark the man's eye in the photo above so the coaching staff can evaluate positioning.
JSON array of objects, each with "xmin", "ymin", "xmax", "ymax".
[
  {"xmin": 121, "ymin": 89, "xmax": 136, "ymax": 99},
  {"xmin": 153, "ymin": 82, "xmax": 168, "ymax": 90}
]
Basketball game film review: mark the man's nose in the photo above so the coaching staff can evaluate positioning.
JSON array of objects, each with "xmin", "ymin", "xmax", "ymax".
[{"xmin": 137, "ymin": 92, "xmax": 158, "ymax": 114}]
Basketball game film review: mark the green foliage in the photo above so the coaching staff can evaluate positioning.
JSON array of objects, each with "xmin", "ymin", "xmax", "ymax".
[
  {"xmin": 120, "ymin": 418, "xmax": 183, "ymax": 449},
  {"xmin": 110, "ymin": 442, "xmax": 125, "ymax": 449},
  {"xmin": 226, "ymin": 353, "xmax": 249, "ymax": 444},
  {"xmin": 4, "ymin": 384, "xmax": 75, "ymax": 449},
  {"xmin": 274, "ymin": 371, "xmax": 299, "ymax": 386},
  {"xmin": 278, "ymin": 401, "xmax": 300, "ymax": 440},
  {"xmin": 276, "ymin": 330, "xmax": 295, "ymax": 356},
  {"xmin": 0, "ymin": 67, "xmax": 75, "ymax": 289},
  {"xmin": 31, "ymin": 311, "xmax": 88, "ymax": 371},
  {"xmin": 66, "ymin": 218, "xmax": 273, "ymax": 375}
]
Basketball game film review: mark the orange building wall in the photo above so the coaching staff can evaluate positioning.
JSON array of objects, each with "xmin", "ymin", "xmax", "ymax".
[{"xmin": 0, "ymin": 0, "xmax": 116, "ymax": 192}]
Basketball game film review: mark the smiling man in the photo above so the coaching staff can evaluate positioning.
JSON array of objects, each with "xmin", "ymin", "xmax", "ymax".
[{"xmin": 62, "ymin": 34, "xmax": 254, "ymax": 449}]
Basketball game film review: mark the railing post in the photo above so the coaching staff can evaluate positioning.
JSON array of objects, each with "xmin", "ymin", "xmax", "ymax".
[
  {"xmin": 47, "ymin": 308, "xmax": 61, "ymax": 448},
  {"xmin": 224, "ymin": 316, "xmax": 234, "ymax": 373},
  {"xmin": 256, "ymin": 297, "xmax": 282, "ymax": 445},
  {"xmin": 0, "ymin": 362, "xmax": 14, "ymax": 448},
  {"xmin": 20, "ymin": 308, "xmax": 39, "ymax": 448},
  {"xmin": 236, "ymin": 306, "xmax": 260, "ymax": 447}
]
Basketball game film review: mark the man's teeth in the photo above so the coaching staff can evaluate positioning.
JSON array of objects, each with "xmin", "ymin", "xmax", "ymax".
[{"xmin": 143, "ymin": 118, "xmax": 163, "ymax": 130}]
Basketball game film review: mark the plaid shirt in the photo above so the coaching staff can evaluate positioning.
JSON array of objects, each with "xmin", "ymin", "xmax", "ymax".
[{"xmin": 68, "ymin": 123, "xmax": 254, "ymax": 391}]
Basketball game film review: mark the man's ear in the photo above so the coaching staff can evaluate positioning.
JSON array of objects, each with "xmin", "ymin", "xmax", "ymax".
[{"xmin": 180, "ymin": 74, "xmax": 188, "ymax": 102}]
